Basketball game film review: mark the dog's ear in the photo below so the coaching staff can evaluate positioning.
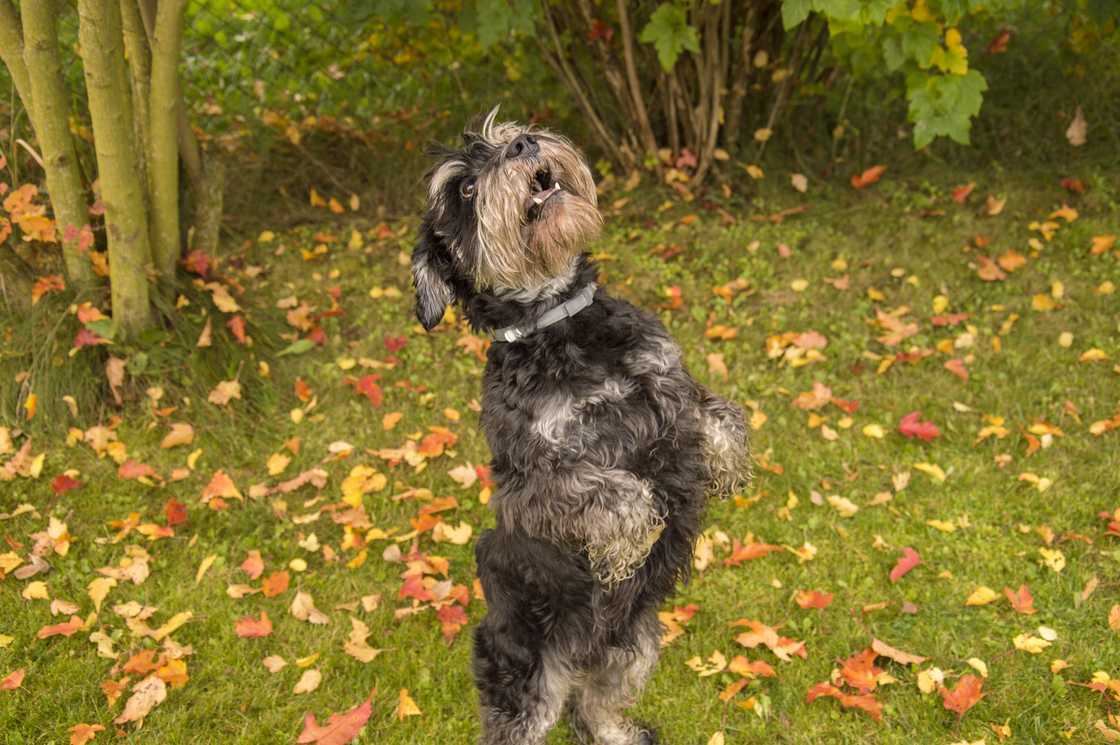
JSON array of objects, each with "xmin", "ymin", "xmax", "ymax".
[{"xmin": 411, "ymin": 227, "xmax": 454, "ymax": 331}]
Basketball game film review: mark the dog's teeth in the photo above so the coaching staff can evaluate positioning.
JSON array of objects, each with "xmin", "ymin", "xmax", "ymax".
[{"xmin": 532, "ymin": 195, "xmax": 544, "ymax": 205}]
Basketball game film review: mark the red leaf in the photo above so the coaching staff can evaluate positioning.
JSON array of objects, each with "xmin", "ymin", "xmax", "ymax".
[
  {"xmin": 939, "ymin": 674, "xmax": 984, "ymax": 718},
  {"xmin": 1059, "ymin": 177, "xmax": 1086, "ymax": 194},
  {"xmin": 73, "ymin": 327, "xmax": 107, "ymax": 349},
  {"xmin": 234, "ymin": 611, "xmax": 273, "ymax": 638},
  {"xmin": 794, "ymin": 590, "xmax": 834, "ymax": 609},
  {"xmin": 437, "ymin": 604, "xmax": 468, "ymax": 643},
  {"xmin": 931, "ymin": 312, "xmax": 969, "ymax": 327},
  {"xmin": 723, "ymin": 540, "xmax": 783, "ymax": 566},
  {"xmin": 240, "ymin": 550, "xmax": 264, "ymax": 580},
  {"xmin": 226, "ymin": 315, "xmax": 248, "ymax": 344},
  {"xmin": 586, "ymin": 18, "xmax": 614, "ymax": 44},
  {"xmin": 889, "ymin": 547, "xmax": 921, "ymax": 583},
  {"xmin": 297, "ymin": 695, "xmax": 373, "ymax": 745},
  {"xmin": 51, "ymin": 474, "xmax": 83, "ymax": 495},
  {"xmin": 181, "ymin": 249, "xmax": 212, "ymax": 278},
  {"xmin": 806, "ymin": 682, "xmax": 883, "ymax": 721},
  {"xmin": 346, "ymin": 375, "xmax": 383, "ymax": 407},
  {"xmin": 1004, "ymin": 584, "xmax": 1036, "ymax": 615},
  {"xmin": 951, "ymin": 182, "xmax": 975, "ymax": 204},
  {"xmin": 986, "ymin": 28, "xmax": 1011, "ymax": 53},
  {"xmin": 164, "ymin": 499, "xmax": 188, "ymax": 527},
  {"xmin": 898, "ymin": 411, "xmax": 940, "ymax": 442},
  {"xmin": 384, "ymin": 335, "xmax": 408, "ymax": 353},
  {"xmin": 850, "ymin": 165, "xmax": 886, "ymax": 189},
  {"xmin": 0, "ymin": 668, "xmax": 25, "ymax": 691}
]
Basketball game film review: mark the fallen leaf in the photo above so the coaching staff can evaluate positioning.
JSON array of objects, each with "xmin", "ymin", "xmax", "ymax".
[
  {"xmin": 69, "ymin": 723, "xmax": 105, "ymax": 745},
  {"xmin": 871, "ymin": 638, "xmax": 927, "ymax": 665},
  {"xmin": 794, "ymin": 590, "xmax": 834, "ymax": 610},
  {"xmin": 0, "ymin": 668, "xmax": 25, "ymax": 691},
  {"xmin": 294, "ymin": 669, "xmax": 323, "ymax": 695},
  {"xmin": 291, "ymin": 591, "xmax": 330, "ymax": 624},
  {"xmin": 806, "ymin": 682, "xmax": 882, "ymax": 721},
  {"xmin": 889, "ymin": 547, "xmax": 921, "ymax": 583},
  {"xmin": 1066, "ymin": 105, "xmax": 1086, "ymax": 146},
  {"xmin": 297, "ymin": 695, "xmax": 372, "ymax": 745},
  {"xmin": 113, "ymin": 675, "xmax": 167, "ymax": 725},
  {"xmin": 851, "ymin": 165, "xmax": 886, "ymax": 189},
  {"xmin": 396, "ymin": 688, "xmax": 422, "ymax": 720},
  {"xmin": 899, "ymin": 411, "xmax": 940, "ymax": 442},
  {"xmin": 939, "ymin": 674, "xmax": 984, "ymax": 717},
  {"xmin": 159, "ymin": 423, "xmax": 194, "ymax": 449},
  {"xmin": 1004, "ymin": 585, "xmax": 1036, "ymax": 615},
  {"xmin": 235, "ymin": 611, "xmax": 273, "ymax": 638}
]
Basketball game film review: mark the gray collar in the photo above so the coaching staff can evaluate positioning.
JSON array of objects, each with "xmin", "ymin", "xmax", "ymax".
[{"xmin": 491, "ymin": 283, "xmax": 597, "ymax": 343}]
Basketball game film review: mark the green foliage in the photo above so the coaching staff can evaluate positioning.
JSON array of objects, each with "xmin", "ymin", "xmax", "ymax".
[{"xmin": 639, "ymin": 3, "xmax": 701, "ymax": 71}]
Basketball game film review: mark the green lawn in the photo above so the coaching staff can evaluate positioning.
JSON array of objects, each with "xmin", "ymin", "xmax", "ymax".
[{"xmin": 2, "ymin": 160, "xmax": 1119, "ymax": 744}]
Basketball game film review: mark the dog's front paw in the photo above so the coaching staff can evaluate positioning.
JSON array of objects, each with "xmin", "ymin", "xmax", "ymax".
[{"xmin": 585, "ymin": 486, "xmax": 666, "ymax": 586}]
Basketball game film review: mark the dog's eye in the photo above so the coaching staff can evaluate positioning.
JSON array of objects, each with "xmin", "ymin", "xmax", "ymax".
[{"xmin": 460, "ymin": 178, "xmax": 476, "ymax": 200}]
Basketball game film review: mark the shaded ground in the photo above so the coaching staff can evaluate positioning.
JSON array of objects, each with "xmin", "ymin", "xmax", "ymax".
[{"xmin": 2, "ymin": 158, "xmax": 1119, "ymax": 744}]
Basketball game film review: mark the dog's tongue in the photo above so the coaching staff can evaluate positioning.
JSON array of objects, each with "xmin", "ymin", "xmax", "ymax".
[{"xmin": 531, "ymin": 183, "xmax": 562, "ymax": 205}]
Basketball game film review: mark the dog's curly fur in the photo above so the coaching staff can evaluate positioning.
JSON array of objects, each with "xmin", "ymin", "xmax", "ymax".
[{"xmin": 412, "ymin": 109, "xmax": 749, "ymax": 745}]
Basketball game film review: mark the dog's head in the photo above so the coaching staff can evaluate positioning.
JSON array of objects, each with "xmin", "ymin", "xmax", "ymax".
[{"xmin": 411, "ymin": 107, "xmax": 602, "ymax": 330}]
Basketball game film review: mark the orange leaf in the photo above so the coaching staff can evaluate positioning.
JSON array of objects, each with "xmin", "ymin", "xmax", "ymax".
[
  {"xmin": 261, "ymin": 570, "xmax": 290, "ymax": 598},
  {"xmin": 976, "ymin": 256, "xmax": 1007, "ymax": 282},
  {"xmin": 0, "ymin": 668, "xmax": 25, "ymax": 691},
  {"xmin": 806, "ymin": 682, "xmax": 883, "ymax": 721},
  {"xmin": 297, "ymin": 695, "xmax": 373, "ymax": 745},
  {"xmin": 1091, "ymin": 234, "xmax": 1117, "ymax": 255},
  {"xmin": 1003, "ymin": 585, "xmax": 1036, "ymax": 615},
  {"xmin": 36, "ymin": 615, "xmax": 85, "ymax": 639},
  {"xmin": 939, "ymin": 674, "xmax": 984, "ymax": 717},
  {"xmin": 840, "ymin": 649, "xmax": 883, "ymax": 693},
  {"xmin": 235, "ymin": 611, "xmax": 273, "ymax": 638},
  {"xmin": 851, "ymin": 165, "xmax": 886, "ymax": 189},
  {"xmin": 951, "ymin": 182, "xmax": 975, "ymax": 203},
  {"xmin": 69, "ymin": 723, "xmax": 106, "ymax": 745},
  {"xmin": 724, "ymin": 540, "xmax": 783, "ymax": 566},
  {"xmin": 794, "ymin": 590, "xmax": 834, "ymax": 609}
]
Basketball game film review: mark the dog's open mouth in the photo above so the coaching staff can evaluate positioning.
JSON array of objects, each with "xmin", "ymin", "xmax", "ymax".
[{"xmin": 526, "ymin": 166, "xmax": 562, "ymax": 220}]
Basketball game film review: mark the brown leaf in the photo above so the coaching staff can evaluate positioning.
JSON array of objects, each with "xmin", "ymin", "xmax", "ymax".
[
  {"xmin": 113, "ymin": 675, "xmax": 167, "ymax": 725},
  {"xmin": 69, "ymin": 723, "xmax": 106, "ymax": 745},
  {"xmin": 159, "ymin": 423, "xmax": 194, "ymax": 449},
  {"xmin": 871, "ymin": 638, "xmax": 927, "ymax": 665},
  {"xmin": 106, "ymin": 357, "xmax": 125, "ymax": 406}
]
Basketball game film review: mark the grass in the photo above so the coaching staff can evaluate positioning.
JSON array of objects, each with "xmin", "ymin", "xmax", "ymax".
[{"xmin": 2, "ymin": 156, "xmax": 1119, "ymax": 745}]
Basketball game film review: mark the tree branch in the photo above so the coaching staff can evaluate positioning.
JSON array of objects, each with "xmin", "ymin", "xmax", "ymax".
[
  {"xmin": 0, "ymin": 0, "xmax": 35, "ymax": 129},
  {"xmin": 615, "ymin": 0, "xmax": 658, "ymax": 159}
]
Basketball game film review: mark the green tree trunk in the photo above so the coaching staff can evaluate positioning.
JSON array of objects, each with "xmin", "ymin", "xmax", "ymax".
[
  {"xmin": 78, "ymin": 0, "xmax": 153, "ymax": 336},
  {"xmin": 21, "ymin": 0, "xmax": 95, "ymax": 284},
  {"xmin": 148, "ymin": 0, "xmax": 188, "ymax": 281},
  {"xmin": 0, "ymin": 1, "xmax": 35, "ymax": 127},
  {"xmin": 119, "ymin": 0, "xmax": 152, "ymax": 202}
]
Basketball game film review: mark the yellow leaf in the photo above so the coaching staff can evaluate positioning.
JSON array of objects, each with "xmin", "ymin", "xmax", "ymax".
[
  {"xmin": 396, "ymin": 688, "xmax": 422, "ymax": 720},
  {"xmin": 267, "ymin": 452, "xmax": 291, "ymax": 476},
  {"xmin": 927, "ymin": 519, "xmax": 957, "ymax": 533},
  {"xmin": 87, "ymin": 577, "xmax": 116, "ymax": 613},
  {"xmin": 967, "ymin": 658, "xmax": 989, "ymax": 677},
  {"xmin": 862, "ymin": 424, "xmax": 886, "ymax": 439},
  {"xmin": 913, "ymin": 462, "xmax": 946, "ymax": 482},
  {"xmin": 195, "ymin": 555, "xmax": 218, "ymax": 585},
  {"xmin": 827, "ymin": 495, "xmax": 859, "ymax": 518},
  {"xmin": 152, "ymin": 611, "xmax": 193, "ymax": 641},
  {"xmin": 22, "ymin": 581, "xmax": 49, "ymax": 601},
  {"xmin": 159, "ymin": 423, "xmax": 195, "ymax": 449},
  {"xmin": 1013, "ymin": 633, "xmax": 1050, "ymax": 654},
  {"xmin": 749, "ymin": 410, "xmax": 767, "ymax": 431},
  {"xmin": 965, "ymin": 586, "xmax": 999, "ymax": 606},
  {"xmin": 1031, "ymin": 294, "xmax": 1056, "ymax": 312},
  {"xmin": 1039, "ymin": 547, "xmax": 1066, "ymax": 573}
]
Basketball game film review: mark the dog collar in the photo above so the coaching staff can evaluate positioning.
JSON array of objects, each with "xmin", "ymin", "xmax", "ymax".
[{"xmin": 491, "ymin": 283, "xmax": 597, "ymax": 343}]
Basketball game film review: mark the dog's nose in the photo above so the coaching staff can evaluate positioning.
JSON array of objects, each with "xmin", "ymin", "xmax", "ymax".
[{"xmin": 505, "ymin": 134, "xmax": 539, "ymax": 160}]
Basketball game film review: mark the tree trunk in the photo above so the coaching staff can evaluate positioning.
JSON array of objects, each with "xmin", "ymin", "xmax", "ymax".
[
  {"xmin": 148, "ymin": 0, "xmax": 188, "ymax": 281},
  {"xmin": 78, "ymin": 0, "xmax": 153, "ymax": 336},
  {"xmin": 21, "ymin": 0, "xmax": 95, "ymax": 284},
  {"xmin": 0, "ymin": 244, "xmax": 34, "ymax": 314},
  {"xmin": 190, "ymin": 156, "xmax": 225, "ymax": 256},
  {"xmin": 0, "ymin": 1, "xmax": 35, "ymax": 129},
  {"xmin": 120, "ymin": 0, "xmax": 152, "ymax": 200}
]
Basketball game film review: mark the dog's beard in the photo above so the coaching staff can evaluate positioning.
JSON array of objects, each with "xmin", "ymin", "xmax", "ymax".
[{"xmin": 474, "ymin": 137, "xmax": 601, "ymax": 290}]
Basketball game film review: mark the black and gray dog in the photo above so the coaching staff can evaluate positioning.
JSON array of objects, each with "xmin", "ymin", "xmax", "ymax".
[{"xmin": 411, "ymin": 108, "xmax": 749, "ymax": 745}]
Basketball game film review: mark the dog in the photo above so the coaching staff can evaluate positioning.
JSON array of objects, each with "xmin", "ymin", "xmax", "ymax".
[{"xmin": 411, "ymin": 108, "xmax": 749, "ymax": 745}]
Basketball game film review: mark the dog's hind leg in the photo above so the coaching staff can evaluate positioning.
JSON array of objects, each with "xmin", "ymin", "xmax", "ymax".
[
  {"xmin": 569, "ymin": 613, "xmax": 660, "ymax": 745},
  {"xmin": 474, "ymin": 623, "xmax": 575, "ymax": 745},
  {"xmin": 697, "ymin": 387, "xmax": 750, "ymax": 498}
]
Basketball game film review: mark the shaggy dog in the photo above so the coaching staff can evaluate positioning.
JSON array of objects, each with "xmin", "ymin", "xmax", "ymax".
[{"xmin": 411, "ymin": 109, "xmax": 749, "ymax": 745}]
